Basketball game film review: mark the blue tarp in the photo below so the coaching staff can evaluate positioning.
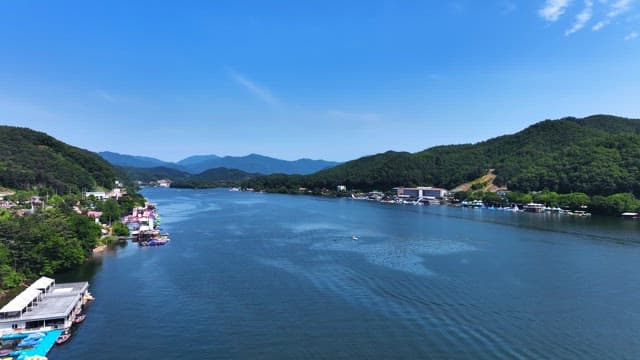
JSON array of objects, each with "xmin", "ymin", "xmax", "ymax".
[{"xmin": 11, "ymin": 330, "xmax": 62, "ymax": 359}]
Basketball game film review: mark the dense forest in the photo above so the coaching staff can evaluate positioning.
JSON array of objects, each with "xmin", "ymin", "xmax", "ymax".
[
  {"xmin": 116, "ymin": 166, "xmax": 191, "ymax": 183},
  {"xmin": 245, "ymin": 115, "xmax": 640, "ymax": 197},
  {"xmin": 0, "ymin": 126, "xmax": 116, "ymax": 193},
  {"xmin": 117, "ymin": 166, "xmax": 258, "ymax": 188}
]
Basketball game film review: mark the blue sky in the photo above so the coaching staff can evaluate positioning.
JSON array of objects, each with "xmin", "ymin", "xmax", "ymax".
[{"xmin": 1, "ymin": 0, "xmax": 639, "ymax": 162}]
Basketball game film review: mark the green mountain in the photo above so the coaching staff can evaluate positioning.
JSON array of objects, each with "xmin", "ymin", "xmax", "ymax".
[
  {"xmin": 0, "ymin": 126, "xmax": 116, "ymax": 193},
  {"xmin": 116, "ymin": 166, "xmax": 191, "ymax": 183},
  {"xmin": 246, "ymin": 115, "xmax": 640, "ymax": 197},
  {"xmin": 171, "ymin": 167, "xmax": 259, "ymax": 188},
  {"xmin": 117, "ymin": 166, "xmax": 258, "ymax": 188}
]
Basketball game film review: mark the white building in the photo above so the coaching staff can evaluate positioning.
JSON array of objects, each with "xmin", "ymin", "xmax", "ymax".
[
  {"xmin": 395, "ymin": 187, "xmax": 448, "ymax": 199},
  {"xmin": 156, "ymin": 179, "xmax": 171, "ymax": 188},
  {"xmin": 0, "ymin": 277, "xmax": 90, "ymax": 334}
]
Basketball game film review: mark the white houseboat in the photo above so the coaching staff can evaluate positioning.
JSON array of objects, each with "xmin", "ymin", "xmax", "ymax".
[{"xmin": 0, "ymin": 277, "xmax": 92, "ymax": 336}]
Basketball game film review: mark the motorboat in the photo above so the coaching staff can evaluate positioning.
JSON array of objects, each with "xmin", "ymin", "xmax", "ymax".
[
  {"xmin": 55, "ymin": 332, "xmax": 71, "ymax": 345},
  {"xmin": 0, "ymin": 349, "xmax": 12, "ymax": 356},
  {"xmin": 73, "ymin": 314, "xmax": 86, "ymax": 324}
]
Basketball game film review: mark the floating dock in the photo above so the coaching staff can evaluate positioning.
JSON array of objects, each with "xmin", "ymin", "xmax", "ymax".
[{"xmin": 8, "ymin": 329, "xmax": 62, "ymax": 359}]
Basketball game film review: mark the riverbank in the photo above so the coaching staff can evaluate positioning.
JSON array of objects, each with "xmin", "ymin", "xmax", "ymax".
[{"xmin": 241, "ymin": 186, "xmax": 640, "ymax": 218}]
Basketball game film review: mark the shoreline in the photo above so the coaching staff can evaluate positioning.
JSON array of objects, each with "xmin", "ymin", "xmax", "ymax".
[{"xmin": 92, "ymin": 245, "xmax": 107, "ymax": 254}]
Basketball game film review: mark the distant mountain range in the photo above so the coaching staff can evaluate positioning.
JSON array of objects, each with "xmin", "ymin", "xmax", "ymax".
[
  {"xmin": 99, "ymin": 151, "xmax": 176, "ymax": 169},
  {"xmin": 99, "ymin": 151, "xmax": 340, "ymax": 175}
]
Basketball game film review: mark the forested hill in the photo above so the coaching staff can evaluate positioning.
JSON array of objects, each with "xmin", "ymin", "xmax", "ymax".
[
  {"xmin": 116, "ymin": 165, "xmax": 258, "ymax": 188},
  {"xmin": 245, "ymin": 115, "xmax": 640, "ymax": 196},
  {"xmin": 0, "ymin": 126, "xmax": 116, "ymax": 193}
]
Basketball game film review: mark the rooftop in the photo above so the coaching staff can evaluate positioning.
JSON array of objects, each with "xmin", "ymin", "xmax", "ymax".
[
  {"xmin": 18, "ymin": 293, "xmax": 81, "ymax": 321},
  {"xmin": 0, "ymin": 281, "xmax": 88, "ymax": 322}
]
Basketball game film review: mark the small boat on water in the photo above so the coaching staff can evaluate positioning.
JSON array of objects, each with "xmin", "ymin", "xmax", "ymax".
[
  {"xmin": 352, "ymin": 235, "xmax": 359, "ymax": 240},
  {"xmin": 139, "ymin": 237, "xmax": 170, "ymax": 247},
  {"xmin": 56, "ymin": 332, "xmax": 71, "ymax": 345},
  {"xmin": 0, "ymin": 349, "xmax": 13, "ymax": 356},
  {"xmin": 74, "ymin": 314, "xmax": 86, "ymax": 324}
]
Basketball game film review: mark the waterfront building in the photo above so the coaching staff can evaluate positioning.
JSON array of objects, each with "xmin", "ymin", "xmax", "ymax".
[
  {"xmin": 395, "ymin": 187, "xmax": 448, "ymax": 199},
  {"xmin": 0, "ymin": 277, "xmax": 91, "ymax": 335}
]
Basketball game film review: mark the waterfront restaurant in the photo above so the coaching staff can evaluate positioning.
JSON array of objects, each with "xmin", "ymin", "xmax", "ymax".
[{"xmin": 0, "ymin": 277, "xmax": 90, "ymax": 335}]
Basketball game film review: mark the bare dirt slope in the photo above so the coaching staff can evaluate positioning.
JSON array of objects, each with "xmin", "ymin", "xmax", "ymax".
[{"xmin": 451, "ymin": 169, "xmax": 507, "ymax": 193}]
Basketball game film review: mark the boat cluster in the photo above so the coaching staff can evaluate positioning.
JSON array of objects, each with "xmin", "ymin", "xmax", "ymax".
[
  {"xmin": 461, "ymin": 201, "xmax": 592, "ymax": 216},
  {"xmin": 351, "ymin": 193, "xmax": 593, "ymax": 216},
  {"xmin": 122, "ymin": 202, "xmax": 171, "ymax": 247}
]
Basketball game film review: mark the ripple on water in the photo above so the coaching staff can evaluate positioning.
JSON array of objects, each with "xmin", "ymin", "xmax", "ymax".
[
  {"xmin": 254, "ymin": 256, "xmax": 528, "ymax": 358},
  {"xmin": 309, "ymin": 234, "xmax": 477, "ymax": 277}
]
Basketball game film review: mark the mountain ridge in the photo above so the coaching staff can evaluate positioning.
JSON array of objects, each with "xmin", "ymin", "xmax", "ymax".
[
  {"xmin": 245, "ymin": 115, "xmax": 640, "ymax": 197},
  {"xmin": 100, "ymin": 151, "xmax": 340, "ymax": 175}
]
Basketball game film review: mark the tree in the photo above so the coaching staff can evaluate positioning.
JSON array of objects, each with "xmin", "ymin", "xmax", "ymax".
[
  {"xmin": 97, "ymin": 199, "xmax": 121, "ymax": 225},
  {"xmin": 112, "ymin": 221, "xmax": 129, "ymax": 237}
]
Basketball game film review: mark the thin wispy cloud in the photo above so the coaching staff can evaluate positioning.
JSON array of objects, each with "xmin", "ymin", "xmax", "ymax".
[
  {"xmin": 95, "ymin": 90, "xmax": 118, "ymax": 103},
  {"xmin": 625, "ymin": 30, "xmax": 639, "ymax": 39},
  {"xmin": 229, "ymin": 70, "xmax": 280, "ymax": 107},
  {"xmin": 592, "ymin": 0, "xmax": 634, "ymax": 30},
  {"xmin": 566, "ymin": 0, "xmax": 594, "ymax": 35},
  {"xmin": 539, "ymin": 0, "xmax": 573, "ymax": 21}
]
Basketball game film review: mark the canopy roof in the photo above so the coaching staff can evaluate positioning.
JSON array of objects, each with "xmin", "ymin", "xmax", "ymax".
[
  {"xmin": 29, "ymin": 276, "xmax": 54, "ymax": 291},
  {"xmin": 0, "ymin": 287, "xmax": 41, "ymax": 314}
]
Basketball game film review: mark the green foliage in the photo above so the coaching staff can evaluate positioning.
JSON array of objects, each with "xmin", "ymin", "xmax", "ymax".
[
  {"xmin": 112, "ymin": 221, "xmax": 129, "ymax": 236},
  {"xmin": 245, "ymin": 115, "xmax": 640, "ymax": 197},
  {"xmin": 0, "ymin": 207, "xmax": 102, "ymax": 285},
  {"xmin": 116, "ymin": 166, "xmax": 190, "ymax": 183},
  {"xmin": 0, "ymin": 126, "xmax": 116, "ymax": 193},
  {"xmin": 96, "ymin": 199, "xmax": 122, "ymax": 224},
  {"xmin": 590, "ymin": 193, "xmax": 640, "ymax": 215},
  {"xmin": 100, "ymin": 235, "xmax": 118, "ymax": 246},
  {"xmin": 118, "ymin": 193, "xmax": 146, "ymax": 214}
]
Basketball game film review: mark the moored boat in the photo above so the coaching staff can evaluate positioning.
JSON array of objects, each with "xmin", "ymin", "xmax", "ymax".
[
  {"xmin": 55, "ymin": 332, "xmax": 71, "ymax": 345},
  {"xmin": 0, "ymin": 349, "xmax": 12, "ymax": 356},
  {"xmin": 73, "ymin": 314, "xmax": 86, "ymax": 324},
  {"xmin": 139, "ymin": 236, "xmax": 169, "ymax": 247}
]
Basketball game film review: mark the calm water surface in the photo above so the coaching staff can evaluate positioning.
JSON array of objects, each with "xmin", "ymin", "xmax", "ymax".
[{"xmin": 50, "ymin": 188, "xmax": 640, "ymax": 359}]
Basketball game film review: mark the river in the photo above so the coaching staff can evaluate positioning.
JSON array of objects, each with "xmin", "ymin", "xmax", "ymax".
[{"xmin": 49, "ymin": 188, "xmax": 640, "ymax": 359}]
